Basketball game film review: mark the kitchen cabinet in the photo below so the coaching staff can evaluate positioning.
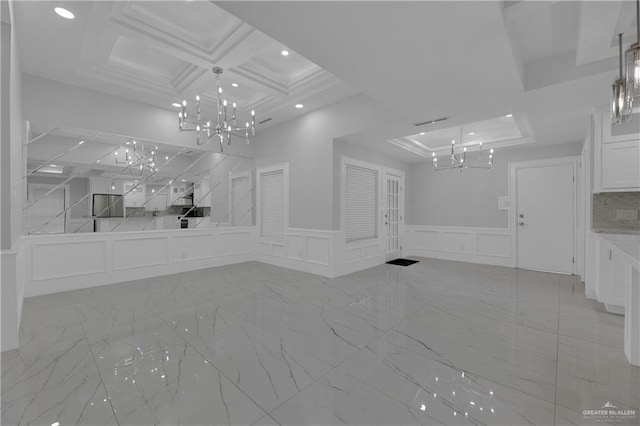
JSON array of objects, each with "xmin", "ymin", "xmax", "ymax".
[
  {"xmin": 597, "ymin": 237, "xmax": 626, "ymax": 314},
  {"xmin": 594, "ymin": 111, "xmax": 640, "ymax": 193},
  {"xmin": 193, "ymin": 179, "xmax": 211, "ymax": 207},
  {"xmin": 124, "ymin": 182, "xmax": 146, "ymax": 207},
  {"xmin": 170, "ymin": 183, "xmax": 193, "ymax": 205},
  {"xmin": 589, "ymin": 233, "xmax": 640, "ymax": 366},
  {"xmin": 601, "ymin": 141, "xmax": 640, "ymax": 189}
]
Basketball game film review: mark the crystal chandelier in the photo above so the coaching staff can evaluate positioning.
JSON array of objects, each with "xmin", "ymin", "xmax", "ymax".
[
  {"xmin": 431, "ymin": 126, "xmax": 494, "ymax": 172},
  {"xmin": 114, "ymin": 140, "xmax": 158, "ymax": 174},
  {"xmin": 625, "ymin": 0, "xmax": 640, "ymax": 108},
  {"xmin": 613, "ymin": 33, "xmax": 632, "ymax": 124},
  {"xmin": 178, "ymin": 66, "xmax": 255, "ymax": 152}
]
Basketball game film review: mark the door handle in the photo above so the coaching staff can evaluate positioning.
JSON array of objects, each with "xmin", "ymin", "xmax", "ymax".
[{"xmin": 519, "ymin": 222, "xmax": 526, "ymax": 226}]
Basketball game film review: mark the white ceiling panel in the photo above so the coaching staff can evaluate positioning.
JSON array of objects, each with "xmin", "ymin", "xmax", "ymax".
[
  {"xmin": 14, "ymin": 1, "xmax": 357, "ymax": 132},
  {"xmin": 119, "ymin": 1, "xmax": 242, "ymax": 51},
  {"xmin": 108, "ymin": 36, "xmax": 188, "ymax": 80}
]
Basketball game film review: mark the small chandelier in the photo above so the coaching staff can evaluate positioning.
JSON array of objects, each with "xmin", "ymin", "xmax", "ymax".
[
  {"xmin": 625, "ymin": 0, "xmax": 640, "ymax": 108},
  {"xmin": 613, "ymin": 33, "xmax": 632, "ymax": 124},
  {"xmin": 432, "ymin": 126, "xmax": 494, "ymax": 172},
  {"xmin": 114, "ymin": 140, "xmax": 158, "ymax": 174},
  {"xmin": 178, "ymin": 66, "xmax": 255, "ymax": 152}
]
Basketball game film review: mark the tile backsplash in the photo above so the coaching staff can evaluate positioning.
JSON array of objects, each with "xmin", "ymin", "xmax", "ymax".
[{"xmin": 593, "ymin": 192, "xmax": 640, "ymax": 232}]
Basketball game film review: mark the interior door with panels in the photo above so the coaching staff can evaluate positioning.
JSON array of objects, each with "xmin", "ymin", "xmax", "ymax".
[{"xmin": 517, "ymin": 163, "xmax": 575, "ymax": 274}]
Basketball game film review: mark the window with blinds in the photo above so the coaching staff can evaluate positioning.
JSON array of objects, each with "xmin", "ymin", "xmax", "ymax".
[
  {"xmin": 260, "ymin": 169, "xmax": 285, "ymax": 240},
  {"xmin": 345, "ymin": 163, "xmax": 378, "ymax": 243}
]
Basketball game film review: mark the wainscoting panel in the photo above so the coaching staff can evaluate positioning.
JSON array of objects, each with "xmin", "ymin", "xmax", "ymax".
[
  {"xmin": 113, "ymin": 236, "xmax": 168, "ymax": 271},
  {"xmin": 171, "ymin": 233, "xmax": 217, "ymax": 262},
  {"xmin": 440, "ymin": 232, "xmax": 473, "ymax": 254},
  {"xmin": 476, "ymin": 233, "xmax": 510, "ymax": 258},
  {"xmin": 23, "ymin": 227, "xmax": 256, "ymax": 297},
  {"xmin": 256, "ymin": 229, "xmax": 335, "ymax": 276},
  {"xmin": 286, "ymin": 234, "xmax": 306, "ymax": 261},
  {"xmin": 413, "ymin": 229, "xmax": 439, "ymax": 251},
  {"xmin": 332, "ymin": 232, "xmax": 383, "ymax": 277},
  {"xmin": 404, "ymin": 226, "xmax": 514, "ymax": 267},
  {"xmin": 306, "ymin": 236, "xmax": 330, "ymax": 266},
  {"xmin": 32, "ymin": 239, "xmax": 107, "ymax": 281},
  {"xmin": 218, "ymin": 229, "xmax": 254, "ymax": 256}
]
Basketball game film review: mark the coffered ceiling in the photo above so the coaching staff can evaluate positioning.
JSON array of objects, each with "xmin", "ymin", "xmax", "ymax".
[
  {"xmin": 13, "ymin": 1, "xmax": 639, "ymax": 164},
  {"xmin": 389, "ymin": 114, "xmax": 534, "ymax": 158},
  {"xmin": 14, "ymin": 1, "xmax": 358, "ymax": 128}
]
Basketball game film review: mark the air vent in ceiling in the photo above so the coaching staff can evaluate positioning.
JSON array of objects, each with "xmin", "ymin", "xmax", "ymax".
[
  {"xmin": 259, "ymin": 118, "xmax": 272, "ymax": 125},
  {"xmin": 184, "ymin": 150, "xmax": 193, "ymax": 155},
  {"xmin": 414, "ymin": 116, "xmax": 449, "ymax": 127}
]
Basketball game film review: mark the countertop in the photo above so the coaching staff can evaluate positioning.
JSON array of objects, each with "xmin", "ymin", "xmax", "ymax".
[
  {"xmin": 593, "ymin": 228, "xmax": 640, "ymax": 235},
  {"xmin": 597, "ymin": 232, "xmax": 640, "ymax": 264}
]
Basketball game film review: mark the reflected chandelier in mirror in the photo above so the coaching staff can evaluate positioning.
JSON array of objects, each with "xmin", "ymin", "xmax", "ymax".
[{"xmin": 24, "ymin": 121, "xmax": 255, "ymax": 235}]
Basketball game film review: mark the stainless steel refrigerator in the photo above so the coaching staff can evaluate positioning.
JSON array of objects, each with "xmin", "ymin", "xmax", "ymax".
[{"xmin": 92, "ymin": 194, "xmax": 124, "ymax": 217}]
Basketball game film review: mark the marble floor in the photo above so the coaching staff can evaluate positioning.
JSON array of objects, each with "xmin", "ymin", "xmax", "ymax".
[{"xmin": 2, "ymin": 258, "xmax": 639, "ymax": 425}]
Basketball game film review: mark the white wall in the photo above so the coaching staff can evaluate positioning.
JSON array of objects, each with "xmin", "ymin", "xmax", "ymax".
[
  {"xmin": 22, "ymin": 73, "xmax": 254, "ymax": 158},
  {"xmin": 252, "ymin": 94, "xmax": 397, "ymax": 230},
  {"xmin": 408, "ymin": 141, "xmax": 584, "ymax": 227}
]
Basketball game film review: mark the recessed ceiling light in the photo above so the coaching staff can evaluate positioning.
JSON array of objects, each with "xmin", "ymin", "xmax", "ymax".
[
  {"xmin": 506, "ymin": 114, "xmax": 513, "ymax": 118},
  {"xmin": 295, "ymin": 104, "xmax": 304, "ymax": 109},
  {"xmin": 54, "ymin": 7, "xmax": 74, "ymax": 20},
  {"xmin": 468, "ymin": 132, "xmax": 475, "ymax": 135},
  {"xmin": 172, "ymin": 102, "xmax": 181, "ymax": 108},
  {"xmin": 420, "ymin": 132, "xmax": 425, "ymax": 135},
  {"xmin": 231, "ymin": 83, "xmax": 239, "ymax": 88},
  {"xmin": 281, "ymin": 50, "xmax": 289, "ymax": 56}
]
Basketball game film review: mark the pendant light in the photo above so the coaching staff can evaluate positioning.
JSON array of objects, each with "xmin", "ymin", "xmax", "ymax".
[
  {"xmin": 612, "ymin": 33, "xmax": 632, "ymax": 124},
  {"xmin": 625, "ymin": 0, "xmax": 640, "ymax": 107}
]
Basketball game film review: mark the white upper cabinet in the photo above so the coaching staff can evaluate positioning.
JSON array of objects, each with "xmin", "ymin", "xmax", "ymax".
[
  {"xmin": 603, "ymin": 111, "xmax": 640, "ymax": 143},
  {"xmin": 594, "ymin": 111, "xmax": 640, "ymax": 193},
  {"xmin": 601, "ymin": 141, "xmax": 640, "ymax": 189}
]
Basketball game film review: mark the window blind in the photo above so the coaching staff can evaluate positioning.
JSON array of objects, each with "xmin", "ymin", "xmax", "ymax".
[
  {"xmin": 345, "ymin": 164, "xmax": 378, "ymax": 243},
  {"xmin": 260, "ymin": 169, "xmax": 284, "ymax": 240}
]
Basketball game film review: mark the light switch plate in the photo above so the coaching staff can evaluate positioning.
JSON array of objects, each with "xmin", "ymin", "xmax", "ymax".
[{"xmin": 616, "ymin": 209, "xmax": 639, "ymax": 220}]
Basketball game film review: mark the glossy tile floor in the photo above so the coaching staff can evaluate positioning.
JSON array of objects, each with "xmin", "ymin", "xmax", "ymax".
[{"xmin": 2, "ymin": 258, "xmax": 639, "ymax": 425}]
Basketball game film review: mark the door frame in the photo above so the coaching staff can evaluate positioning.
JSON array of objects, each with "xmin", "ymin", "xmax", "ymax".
[
  {"xmin": 383, "ymin": 167, "xmax": 405, "ymax": 261},
  {"xmin": 229, "ymin": 169, "xmax": 252, "ymax": 226},
  {"xmin": 508, "ymin": 156, "xmax": 580, "ymax": 274},
  {"xmin": 26, "ymin": 182, "xmax": 71, "ymax": 234}
]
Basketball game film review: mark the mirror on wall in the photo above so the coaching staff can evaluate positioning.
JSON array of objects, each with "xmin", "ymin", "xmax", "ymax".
[{"xmin": 23, "ymin": 120, "xmax": 255, "ymax": 234}]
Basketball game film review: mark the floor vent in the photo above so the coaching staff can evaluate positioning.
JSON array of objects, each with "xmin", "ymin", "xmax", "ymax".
[{"xmin": 386, "ymin": 259, "xmax": 419, "ymax": 266}]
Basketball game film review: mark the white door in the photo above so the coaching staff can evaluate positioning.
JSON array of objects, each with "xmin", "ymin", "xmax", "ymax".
[
  {"xmin": 230, "ymin": 173, "xmax": 252, "ymax": 226},
  {"xmin": 384, "ymin": 172, "xmax": 403, "ymax": 261},
  {"xmin": 517, "ymin": 163, "xmax": 574, "ymax": 273},
  {"xmin": 26, "ymin": 184, "xmax": 68, "ymax": 234}
]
